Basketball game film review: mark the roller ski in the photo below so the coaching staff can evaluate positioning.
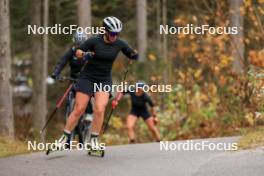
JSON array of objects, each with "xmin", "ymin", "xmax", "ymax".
[
  {"xmin": 87, "ymin": 147, "xmax": 105, "ymax": 157},
  {"xmin": 46, "ymin": 132, "xmax": 70, "ymax": 155},
  {"xmin": 86, "ymin": 134, "xmax": 105, "ymax": 157}
]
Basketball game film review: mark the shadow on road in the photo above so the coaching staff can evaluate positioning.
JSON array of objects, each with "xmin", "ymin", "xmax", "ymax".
[{"xmin": 46, "ymin": 155, "xmax": 66, "ymax": 160}]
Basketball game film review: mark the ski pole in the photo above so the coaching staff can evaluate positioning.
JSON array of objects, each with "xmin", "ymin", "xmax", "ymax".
[
  {"xmin": 101, "ymin": 60, "xmax": 132, "ymax": 134},
  {"xmin": 40, "ymin": 83, "xmax": 74, "ymax": 134},
  {"xmin": 40, "ymin": 54, "xmax": 91, "ymax": 134}
]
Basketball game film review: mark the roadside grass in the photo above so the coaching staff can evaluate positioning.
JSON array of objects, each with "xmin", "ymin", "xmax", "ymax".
[
  {"xmin": 237, "ymin": 126, "xmax": 264, "ymax": 149},
  {"xmin": 0, "ymin": 137, "xmax": 30, "ymax": 158}
]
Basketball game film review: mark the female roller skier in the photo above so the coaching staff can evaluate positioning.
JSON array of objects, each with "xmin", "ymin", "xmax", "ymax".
[
  {"xmin": 112, "ymin": 82, "xmax": 161, "ymax": 143},
  {"xmin": 48, "ymin": 16, "xmax": 138, "ymax": 154}
]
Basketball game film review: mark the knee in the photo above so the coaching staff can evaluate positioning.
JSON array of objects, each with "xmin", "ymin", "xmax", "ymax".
[
  {"xmin": 126, "ymin": 123, "xmax": 134, "ymax": 131},
  {"xmin": 94, "ymin": 106, "xmax": 105, "ymax": 117},
  {"xmin": 73, "ymin": 105, "xmax": 86, "ymax": 117}
]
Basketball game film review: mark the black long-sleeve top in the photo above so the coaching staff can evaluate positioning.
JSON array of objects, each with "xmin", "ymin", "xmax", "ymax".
[
  {"xmin": 77, "ymin": 35, "xmax": 138, "ymax": 82},
  {"xmin": 53, "ymin": 47, "xmax": 85, "ymax": 79}
]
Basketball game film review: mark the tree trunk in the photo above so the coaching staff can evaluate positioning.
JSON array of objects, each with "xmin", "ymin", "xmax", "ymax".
[
  {"xmin": 160, "ymin": 0, "xmax": 168, "ymax": 110},
  {"xmin": 0, "ymin": 0, "xmax": 14, "ymax": 139},
  {"xmin": 42, "ymin": 0, "xmax": 49, "ymax": 140},
  {"xmin": 162, "ymin": 0, "xmax": 168, "ymax": 83},
  {"xmin": 157, "ymin": 0, "xmax": 161, "ymax": 53},
  {"xmin": 229, "ymin": 0, "xmax": 244, "ymax": 74},
  {"xmin": 77, "ymin": 0, "xmax": 91, "ymax": 36},
  {"xmin": 31, "ymin": 0, "xmax": 46, "ymax": 137},
  {"xmin": 137, "ymin": 0, "xmax": 147, "ymax": 62}
]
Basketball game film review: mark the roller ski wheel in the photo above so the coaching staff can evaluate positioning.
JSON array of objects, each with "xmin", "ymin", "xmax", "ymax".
[
  {"xmin": 46, "ymin": 147, "xmax": 59, "ymax": 155},
  {"xmin": 46, "ymin": 144, "xmax": 67, "ymax": 155},
  {"xmin": 87, "ymin": 149, "xmax": 105, "ymax": 157}
]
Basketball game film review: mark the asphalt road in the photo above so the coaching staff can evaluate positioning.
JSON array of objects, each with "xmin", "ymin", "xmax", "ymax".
[{"xmin": 0, "ymin": 136, "xmax": 263, "ymax": 176}]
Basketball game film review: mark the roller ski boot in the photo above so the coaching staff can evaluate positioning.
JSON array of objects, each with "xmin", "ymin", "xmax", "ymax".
[
  {"xmin": 46, "ymin": 131, "xmax": 70, "ymax": 155},
  {"xmin": 87, "ymin": 134, "xmax": 105, "ymax": 157}
]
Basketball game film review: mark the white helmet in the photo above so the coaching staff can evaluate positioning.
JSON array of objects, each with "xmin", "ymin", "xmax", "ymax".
[
  {"xmin": 103, "ymin": 16, "xmax": 122, "ymax": 33},
  {"xmin": 72, "ymin": 31, "xmax": 87, "ymax": 44}
]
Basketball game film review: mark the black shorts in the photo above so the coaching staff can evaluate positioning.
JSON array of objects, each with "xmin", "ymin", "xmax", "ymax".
[
  {"xmin": 66, "ymin": 88, "xmax": 93, "ymax": 114},
  {"xmin": 74, "ymin": 78, "xmax": 112, "ymax": 96},
  {"xmin": 130, "ymin": 110, "xmax": 151, "ymax": 121}
]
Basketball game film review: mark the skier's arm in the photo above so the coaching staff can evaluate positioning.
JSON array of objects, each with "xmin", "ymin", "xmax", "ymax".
[
  {"xmin": 146, "ymin": 95, "xmax": 159, "ymax": 124},
  {"xmin": 150, "ymin": 106, "xmax": 157, "ymax": 118},
  {"xmin": 145, "ymin": 94, "xmax": 157, "ymax": 117},
  {"xmin": 51, "ymin": 48, "xmax": 73, "ymax": 78},
  {"xmin": 151, "ymin": 106, "xmax": 158, "ymax": 125},
  {"xmin": 120, "ymin": 40, "xmax": 138, "ymax": 60},
  {"xmin": 75, "ymin": 37, "xmax": 96, "ymax": 58}
]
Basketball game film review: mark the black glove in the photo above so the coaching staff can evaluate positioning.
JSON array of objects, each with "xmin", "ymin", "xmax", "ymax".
[
  {"xmin": 130, "ymin": 50, "xmax": 138, "ymax": 60},
  {"xmin": 83, "ymin": 51, "xmax": 95, "ymax": 61}
]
